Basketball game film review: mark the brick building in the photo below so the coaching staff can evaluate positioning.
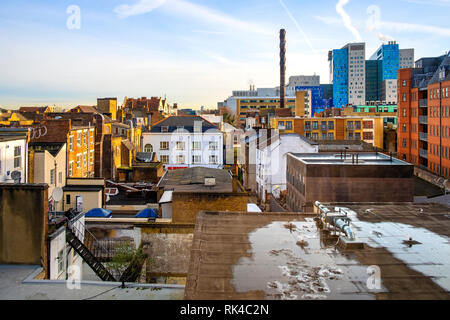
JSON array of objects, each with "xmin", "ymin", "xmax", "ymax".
[
  {"xmin": 397, "ymin": 52, "xmax": 450, "ymax": 178},
  {"xmin": 29, "ymin": 119, "xmax": 95, "ymax": 178},
  {"xmin": 157, "ymin": 167, "xmax": 248, "ymax": 223},
  {"xmin": 286, "ymin": 152, "xmax": 414, "ymax": 212}
]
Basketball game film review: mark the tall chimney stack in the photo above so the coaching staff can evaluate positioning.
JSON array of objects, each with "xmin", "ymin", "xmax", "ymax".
[{"xmin": 280, "ymin": 29, "xmax": 286, "ymax": 109}]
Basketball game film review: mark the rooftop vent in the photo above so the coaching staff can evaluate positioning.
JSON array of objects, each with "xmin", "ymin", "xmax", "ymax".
[{"xmin": 205, "ymin": 177, "xmax": 216, "ymax": 187}]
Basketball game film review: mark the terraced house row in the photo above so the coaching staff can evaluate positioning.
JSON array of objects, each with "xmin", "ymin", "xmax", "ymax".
[{"xmin": 397, "ymin": 51, "xmax": 450, "ymax": 178}]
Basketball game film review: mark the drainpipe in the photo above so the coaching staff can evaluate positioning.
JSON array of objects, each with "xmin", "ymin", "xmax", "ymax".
[{"xmin": 439, "ymin": 82, "xmax": 442, "ymax": 176}]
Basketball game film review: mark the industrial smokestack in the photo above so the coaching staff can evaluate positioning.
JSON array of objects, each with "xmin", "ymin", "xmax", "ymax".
[{"xmin": 280, "ymin": 29, "xmax": 286, "ymax": 109}]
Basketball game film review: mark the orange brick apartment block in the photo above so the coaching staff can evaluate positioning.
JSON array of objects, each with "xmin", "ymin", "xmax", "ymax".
[
  {"xmin": 30, "ymin": 119, "xmax": 95, "ymax": 178},
  {"xmin": 397, "ymin": 53, "xmax": 450, "ymax": 178}
]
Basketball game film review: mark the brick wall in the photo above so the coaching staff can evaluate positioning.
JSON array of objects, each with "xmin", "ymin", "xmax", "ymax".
[{"xmin": 172, "ymin": 192, "xmax": 248, "ymax": 224}]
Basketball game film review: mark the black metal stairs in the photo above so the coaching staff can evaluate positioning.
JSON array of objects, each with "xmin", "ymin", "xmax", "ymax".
[{"xmin": 66, "ymin": 227, "xmax": 116, "ymax": 282}]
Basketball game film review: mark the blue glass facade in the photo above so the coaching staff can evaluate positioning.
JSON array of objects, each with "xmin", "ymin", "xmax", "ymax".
[
  {"xmin": 295, "ymin": 85, "xmax": 324, "ymax": 116},
  {"xmin": 380, "ymin": 44, "xmax": 399, "ymax": 80},
  {"xmin": 332, "ymin": 48, "xmax": 348, "ymax": 108}
]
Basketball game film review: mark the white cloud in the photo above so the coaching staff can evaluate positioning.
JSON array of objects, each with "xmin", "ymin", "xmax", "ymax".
[
  {"xmin": 313, "ymin": 15, "xmax": 343, "ymax": 26},
  {"xmin": 114, "ymin": 0, "xmax": 166, "ymax": 19},
  {"xmin": 399, "ymin": 0, "xmax": 450, "ymax": 6},
  {"xmin": 336, "ymin": 0, "xmax": 362, "ymax": 41},
  {"xmin": 366, "ymin": 4, "xmax": 450, "ymax": 38},
  {"xmin": 114, "ymin": 0, "xmax": 272, "ymax": 35}
]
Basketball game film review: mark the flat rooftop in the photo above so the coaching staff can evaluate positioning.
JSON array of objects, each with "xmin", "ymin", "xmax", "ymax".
[
  {"xmin": 0, "ymin": 265, "xmax": 184, "ymax": 300},
  {"xmin": 185, "ymin": 206, "xmax": 450, "ymax": 300},
  {"xmin": 158, "ymin": 167, "xmax": 244, "ymax": 193},
  {"xmin": 289, "ymin": 152, "xmax": 411, "ymax": 166}
]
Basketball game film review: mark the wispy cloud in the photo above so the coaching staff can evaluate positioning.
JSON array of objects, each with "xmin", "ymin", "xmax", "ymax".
[
  {"xmin": 313, "ymin": 15, "xmax": 342, "ymax": 26},
  {"xmin": 114, "ymin": 0, "xmax": 272, "ymax": 35},
  {"xmin": 114, "ymin": 0, "xmax": 166, "ymax": 19},
  {"xmin": 367, "ymin": 4, "xmax": 450, "ymax": 38},
  {"xmin": 399, "ymin": 0, "xmax": 450, "ymax": 6},
  {"xmin": 279, "ymin": 0, "xmax": 317, "ymax": 54},
  {"xmin": 336, "ymin": 0, "xmax": 362, "ymax": 41}
]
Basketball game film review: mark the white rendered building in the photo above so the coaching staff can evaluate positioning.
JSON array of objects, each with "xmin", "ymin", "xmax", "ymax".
[
  {"xmin": 142, "ymin": 116, "xmax": 223, "ymax": 170},
  {"xmin": 255, "ymin": 133, "xmax": 319, "ymax": 203},
  {"xmin": 0, "ymin": 129, "xmax": 28, "ymax": 183}
]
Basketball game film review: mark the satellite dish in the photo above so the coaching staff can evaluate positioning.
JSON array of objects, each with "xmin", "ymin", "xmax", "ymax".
[
  {"xmin": 52, "ymin": 187, "xmax": 63, "ymax": 202},
  {"xmin": 11, "ymin": 171, "xmax": 21, "ymax": 183}
]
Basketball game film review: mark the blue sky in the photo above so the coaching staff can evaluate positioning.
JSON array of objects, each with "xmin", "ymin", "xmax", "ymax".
[{"xmin": 0, "ymin": 0, "xmax": 449, "ymax": 109}]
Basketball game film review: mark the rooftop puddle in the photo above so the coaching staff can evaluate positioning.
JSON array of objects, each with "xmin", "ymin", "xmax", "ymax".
[
  {"xmin": 231, "ymin": 211, "xmax": 450, "ymax": 299},
  {"xmin": 231, "ymin": 219, "xmax": 383, "ymax": 300}
]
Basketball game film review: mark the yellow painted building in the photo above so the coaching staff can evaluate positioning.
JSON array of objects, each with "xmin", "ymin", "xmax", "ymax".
[
  {"xmin": 97, "ymin": 98, "xmax": 118, "ymax": 121},
  {"xmin": 270, "ymin": 116, "xmax": 385, "ymax": 150},
  {"xmin": 0, "ymin": 112, "xmax": 34, "ymax": 126},
  {"xmin": 236, "ymin": 97, "xmax": 296, "ymax": 124}
]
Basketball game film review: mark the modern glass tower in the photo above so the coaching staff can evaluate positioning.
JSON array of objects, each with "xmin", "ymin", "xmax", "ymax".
[{"xmin": 332, "ymin": 48, "xmax": 349, "ymax": 108}]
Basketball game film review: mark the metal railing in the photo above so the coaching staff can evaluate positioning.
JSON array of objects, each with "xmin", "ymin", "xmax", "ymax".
[
  {"xmin": 419, "ymin": 99, "xmax": 428, "ymax": 108},
  {"xmin": 419, "ymin": 148, "xmax": 428, "ymax": 158},
  {"xmin": 419, "ymin": 116, "xmax": 428, "ymax": 124},
  {"xmin": 419, "ymin": 132, "xmax": 428, "ymax": 141}
]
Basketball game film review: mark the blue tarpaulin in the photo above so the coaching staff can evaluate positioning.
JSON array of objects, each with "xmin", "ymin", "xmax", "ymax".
[
  {"xmin": 135, "ymin": 208, "xmax": 158, "ymax": 219},
  {"xmin": 85, "ymin": 208, "xmax": 112, "ymax": 218}
]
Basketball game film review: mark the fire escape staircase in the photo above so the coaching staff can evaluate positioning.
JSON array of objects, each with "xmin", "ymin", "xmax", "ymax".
[{"xmin": 66, "ymin": 225, "xmax": 116, "ymax": 282}]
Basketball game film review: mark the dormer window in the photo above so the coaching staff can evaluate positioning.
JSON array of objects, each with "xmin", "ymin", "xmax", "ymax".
[{"xmin": 161, "ymin": 126, "xmax": 169, "ymax": 133}]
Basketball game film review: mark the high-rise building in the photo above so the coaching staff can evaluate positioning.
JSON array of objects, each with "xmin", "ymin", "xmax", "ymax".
[
  {"xmin": 369, "ymin": 43, "xmax": 415, "ymax": 104},
  {"xmin": 397, "ymin": 51, "xmax": 450, "ymax": 178},
  {"xmin": 288, "ymin": 75, "xmax": 320, "ymax": 87},
  {"xmin": 329, "ymin": 43, "xmax": 366, "ymax": 108},
  {"xmin": 399, "ymin": 49, "xmax": 415, "ymax": 69},
  {"xmin": 331, "ymin": 42, "xmax": 414, "ymax": 106}
]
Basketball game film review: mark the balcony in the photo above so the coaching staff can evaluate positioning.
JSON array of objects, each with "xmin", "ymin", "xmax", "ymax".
[
  {"xmin": 419, "ymin": 99, "xmax": 428, "ymax": 108},
  {"xmin": 419, "ymin": 116, "xmax": 428, "ymax": 125},
  {"xmin": 419, "ymin": 132, "xmax": 428, "ymax": 141},
  {"xmin": 419, "ymin": 148, "xmax": 428, "ymax": 159}
]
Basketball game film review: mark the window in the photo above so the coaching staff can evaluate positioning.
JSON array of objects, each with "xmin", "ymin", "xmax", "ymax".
[
  {"xmin": 57, "ymin": 249, "xmax": 64, "ymax": 275},
  {"xmin": 160, "ymin": 141, "xmax": 169, "ymax": 150},
  {"xmin": 403, "ymin": 124, "xmax": 407, "ymax": 132},
  {"xmin": 161, "ymin": 126, "xmax": 169, "ymax": 133},
  {"xmin": 402, "ymin": 94, "xmax": 407, "ymax": 102},
  {"xmin": 77, "ymin": 133, "xmax": 81, "ymax": 146},
  {"xmin": 69, "ymin": 162, "xmax": 73, "ymax": 176},
  {"xmin": 192, "ymin": 155, "xmax": 202, "ymax": 164},
  {"xmin": 363, "ymin": 132, "xmax": 374, "ymax": 140},
  {"xmin": 177, "ymin": 155, "xmax": 185, "ymax": 164},
  {"xmin": 209, "ymin": 141, "xmax": 219, "ymax": 150},
  {"xmin": 76, "ymin": 155, "xmax": 81, "ymax": 168},
  {"xmin": 50, "ymin": 169, "xmax": 56, "ymax": 185},
  {"xmin": 14, "ymin": 146, "xmax": 21, "ymax": 168},
  {"xmin": 160, "ymin": 155, "xmax": 169, "ymax": 163},
  {"xmin": 144, "ymin": 144, "xmax": 153, "ymax": 153},
  {"xmin": 286, "ymin": 121, "xmax": 292, "ymax": 130},
  {"xmin": 402, "ymin": 80, "xmax": 407, "ymax": 87},
  {"xmin": 403, "ymin": 139, "xmax": 407, "ymax": 148},
  {"xmin": 176, "ymin": 141, "xmax": 185, "ymax": 150},
  {"xmin": 83, "ymin": 132, "xmax": 87, "ymax": 146},
  {"xmin": 69, "ymin": 136, "xmax": 73, "ymax": 151},
  {"xmin": 192, "ymin": 141, "xmax": 201, "ymax": 150},
  {"xmin": 278, "ymin": 121, "xmax": 285, "ymax": 129},
  {"xmin": 83, "ymin": 152, "xmax": 87, "ymax": 167},
  {"xmin": 90, "ymin": 150, "xmax": 94, "ymax": 166},
  {"xmin": 66, "ymin": 194, "xmax": 71, "ymax": 204},
  {"xmin": 209, "ymin": 155, "xmax": 218, "ymax": 164}
]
